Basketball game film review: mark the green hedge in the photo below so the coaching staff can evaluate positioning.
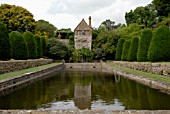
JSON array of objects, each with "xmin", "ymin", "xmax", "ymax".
[
  {"xmin": 137, "ymin": 29, "xmax": 152, "ymax": 62},
  {"xmin": 148, "ymin": 25, "xmax": 170, "ymax": 62},
  {"xmin": 9, "ymin": 31, "xmax": 28, "ymax": 60},
  {"xmin": 0, "ymin": 22, "xmax": 11, "ymax": 60},
  {"xmin": 128, "ymin": 37, "xmax": 139, "ymax": 61},
  {"xmin": 23, "ymin": 31, "xmax": 37, "ymax": 59},
  {"xmin": 115, "ymin": 38, "xmax": 125, "ymax": 61},
  {"xmin": 41, "ymin": 36, "xmax": 47, "ymax": 56},
  {"xmin": 34, "ymin": 35, "xmax": 43, "ymax": 58},
  {"xmin": 121, "ymin": 40, "xmax": 131, "ymax": 61}
]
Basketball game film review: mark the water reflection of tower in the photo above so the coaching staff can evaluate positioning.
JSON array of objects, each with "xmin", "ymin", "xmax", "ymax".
[{"xmin": 74, "ymin": 83, "xmax": 91, "ymax": 110}]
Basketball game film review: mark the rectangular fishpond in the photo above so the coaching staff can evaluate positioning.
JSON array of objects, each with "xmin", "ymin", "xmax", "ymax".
[{"xmin": 0, "ymin": 69, "xmax": 170, "ymax": 110}]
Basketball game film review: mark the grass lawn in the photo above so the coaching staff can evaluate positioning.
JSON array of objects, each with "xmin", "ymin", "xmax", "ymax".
[
  {"xmin": 0, "ymin": 62, "xmax": 61, "ymax": 81},
  {"xmin": 106, "ymin": 62, "xmax": 170, "ymax": 84}
]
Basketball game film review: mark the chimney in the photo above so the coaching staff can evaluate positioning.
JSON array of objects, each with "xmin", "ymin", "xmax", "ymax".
[{"xmin": 89, "ymin": 16, "xmax": 91, "ymax": 28}]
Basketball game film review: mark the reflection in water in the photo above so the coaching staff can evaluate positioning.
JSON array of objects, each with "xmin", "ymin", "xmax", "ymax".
[
  {"xmin": 0, "ymin": 69, "xmax": 170, "ymax": 110},
  {"xmin": 74, "ymin": 83, "xmax": 91, "ymax": 110}
]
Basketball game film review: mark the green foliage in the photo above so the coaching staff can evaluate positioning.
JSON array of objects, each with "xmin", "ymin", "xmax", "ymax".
[
  {"xmin": 34, "ymin": 35, "xmax": 43, "ymax": 58},
  {"xmin": 115, "ymin": 38, "xmax": 125, "ymax": 61},
  {"xmin": 152, "ymin": 0, "xmax": 170, "ymax": 17},
  {"xmin": 117, "ymin": 23, "xmax": 143, "ymax": 39},
  {"xmin": 125, "ymin": 4, "xmax": 157, "ymax": 27},
  {"xmin": 35, "ymin": 19, "xmax": 57, "ymax": 38},
  {"xmin": 93, "ymin": 30, "xmax": 119, "ymax": 60},
  {"xmin": 121, "ymin": 40, "xmax": 131, "ymax": 61},
  {"xmin": 23, "ymin": 31, "xmax": 37, "ymax": 59},
  {"xmin": 47, "ymin": 38, "xmax": 68, "ymax": 59},
  {"xmin": 0, "ymin": 22, "xmax": 11, "ymax": 60},
  {"xmin": 128, "ymin": 37, "xmax": 139, "ymax": 61},
  {"xmin": 148, "ymin": 25, "xmax": 170, "ymax": 62},
  {"xmin": 9, "ymin": 31, "xmax": 28, "ymax": 60},
  {"xmin": 0, "ymin": 4, "xmax": 36, "ymax": 33},
  {"xmin": 41, "ymin": 36, "xmax": 47, "ymax": 56},
  {"xmin": 71, "ymin": 48, "xmax": 93, "ymax": 62},
  {"xmin": 137, "ymin": 29, "xmax": 153, "ymax": 62}
]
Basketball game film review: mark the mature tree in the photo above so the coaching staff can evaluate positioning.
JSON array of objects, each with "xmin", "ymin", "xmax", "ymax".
[
  {"xmin": 125, "ymin": 4, "xmax": 157, "ymax": 27},
  {"xmin": 9, "ymin": 31, "xmax": 28, "ymax": 60},
  {"xmin": 0, "ymin": 4, "xmax": 36, "ymax": 33},
  {"xmin": 148, "ymin": 25, "xmax": 170, "ymax": 62},
  {"xmin": 0, "ymin": 22, "xmax": 11, "ymax": 60},
  {"xmin": 23, "ymin": 31, "xmax": 37, "ymax": 59},
  {"xmin": 152, "ymin": 0, "xmax": 170, "ymax": 17},
  {"xmin": 47, "ymin": 38, "xmax": 69, "ymax": 59},
  {"xmin": 93, "ymin": 30, "xmax": 119, "ymax": 60},
  {"xmin": 137, "ymin": 29, "xmax": 152, "ymax": 62},
  {"xmin": 35, "ymin": 20, "xmax": 57, "ymax": 38}
]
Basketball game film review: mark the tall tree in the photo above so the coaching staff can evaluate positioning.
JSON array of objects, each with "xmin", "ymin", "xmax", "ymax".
[
  {"xmin": 35, "ymin": 20, "xmax": 57, "ymax": 38},
  {"xmin": 0, "ymin": 4, "xmax": 36, "ymax": 33},
  {"xmin": 125, "ymin": 4, "xmax": 157, "ymax": 27},
  {"xmin": 152, "ymin": 0, "xmax": 170, "ymax": 17}
]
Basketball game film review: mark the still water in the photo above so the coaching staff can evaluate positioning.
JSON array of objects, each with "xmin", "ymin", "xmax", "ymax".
[{"xmin": 0, "ymin": 69, "xmax": 170, "ymax": 110}]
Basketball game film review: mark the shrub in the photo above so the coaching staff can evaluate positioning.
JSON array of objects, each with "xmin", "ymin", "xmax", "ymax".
[
  {"xmin": 71, "ymin": 48, "xmax": 93, "ymax": 62},
  {"xmin": 9, "ymin": 31, "xmax": 28, "ymax": 60},
  {"xmin": 47, "ymin": 38, "xmax": 68, "ymax": 59},
  {"xmin": 23, "ymin": 31, "xmax": 37, "ymax": 59},
  {"xmin": 148, "ymin": 25, "xmax": 170, "ymax": 62},
  {"xmin": 41, "ymin": 36, "xmax": 47, "ymax": 56},
  {"xmin": 115, "ymin": 38, "xmax": 125, "ymax": 61},
  {"xmin": 128, "ymin": 37, "xmax": 139, "ymax": 61},
  {"xmin": 137, "ymin": 29, "xmax": 152, "ymax": 62},
  {"xmin": 121, "ymin": 40, "xmax": 131, "ymax": 61},
  {"xmin": 0, "ymin": 22, "xmax": 11, "ymax": 60},
  {"xmin": 34, "ymin": 35, "xmax": 43, "ymax": 58}
]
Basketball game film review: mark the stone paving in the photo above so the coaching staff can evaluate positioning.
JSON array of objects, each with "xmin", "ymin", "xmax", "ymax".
[{"xmin": 0, "ymin": 110, "xmax": 170, "ymax": 114}]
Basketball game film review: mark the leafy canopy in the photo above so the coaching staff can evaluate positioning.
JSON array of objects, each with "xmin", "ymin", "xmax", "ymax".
[{"xmin": 0, "ymin": 4, "xmax": 36, "ymax": 33}]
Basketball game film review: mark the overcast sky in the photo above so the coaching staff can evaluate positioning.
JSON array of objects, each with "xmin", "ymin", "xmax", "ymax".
[{"xmin": 0, "ymin": 0, "xmax": 152, "ymax": 30}]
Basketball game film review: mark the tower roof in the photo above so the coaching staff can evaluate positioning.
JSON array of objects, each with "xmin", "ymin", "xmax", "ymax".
[{"xmin": 74, "ymin": 19, "xmax": 91, "ymax": 31}]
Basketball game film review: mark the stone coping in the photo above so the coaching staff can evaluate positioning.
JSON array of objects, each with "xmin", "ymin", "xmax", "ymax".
[{"xmin": 0, "ymin": 110, "xmax": 170, "ymax": 114}]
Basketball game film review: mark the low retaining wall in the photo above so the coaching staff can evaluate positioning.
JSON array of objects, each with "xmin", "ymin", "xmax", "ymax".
[
  {"xmin": 113, "ymin": 61, "xmax": 170, "ymax": 76},
  {"xmin": 65, "ymin": 63, "xmax": 102, "ymax": 71},
  {"xmin": 0, "ymin": 59, "xmax": 53, "ymax": 74},
  {"xmin": 0, "ymin": 63, "xmax": 65, "ymax": 96}
]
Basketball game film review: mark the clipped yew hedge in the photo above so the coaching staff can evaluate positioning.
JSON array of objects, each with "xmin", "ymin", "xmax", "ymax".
[
  {"xmin": 34, "ymin": 35, "xmax": 43, "ymax": 58},
  {"xmin": 137, "ymin": 29, "xmax": 152, "ymax": 62},
  {"xmin": 23, "ymin": 31, "xmax": 37, "ymax": 59},
  {"xmin": 128, "ymin": 37, "xmax": 139, "ymax": 61},
  {"xmin": 148, "ymin": 25, "xmax": 170, "ymax": 62},
  {"xmin": 115, "ymin": 38, "xmax": 125, "ymax": 61},
  {"xmin": 9, "ymin": 31, "xmax": 28, "ymax": 60},
  {"xmin": 0, "ymin": 22, "xmax": 11, "ymax": 60},
  {"xmin": 121, "ymin": 40, "xmax": 131, "ymax": 61},
  {"xmin": 41, "ymin": 36, "xmax": 47, "ymax": 56}
]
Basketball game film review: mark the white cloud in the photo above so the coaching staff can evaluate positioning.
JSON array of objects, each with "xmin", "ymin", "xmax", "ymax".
[{"xmin": 0, "ymin": 0, "xmax": 153, "ymax": 30}]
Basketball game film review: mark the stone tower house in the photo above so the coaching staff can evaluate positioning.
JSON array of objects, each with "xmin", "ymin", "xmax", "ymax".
[{"xmin": 74, "ymin": 16, "xmax": 92, "ymax": 50}]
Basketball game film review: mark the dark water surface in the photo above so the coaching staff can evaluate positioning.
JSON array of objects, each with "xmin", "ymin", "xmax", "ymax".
[{"xmin": 0, "ymin": 69, "xmax": 170, "ymax": 110}]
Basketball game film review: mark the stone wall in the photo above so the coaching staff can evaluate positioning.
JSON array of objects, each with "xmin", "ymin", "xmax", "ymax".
[
  {"xmin": 0, "ymin": 63, "xmax": 65, "ymax": 96},
  {"xmin": 65, "ymin": 63, "xmax": 102, "ymax": 71},
  {"xmin": 0, "ymin": 59, "xmax": 53, "ymax": 74},
  {"xmin": 113, "ymin": 61, "xmax": 170, "ymax": 76}
]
